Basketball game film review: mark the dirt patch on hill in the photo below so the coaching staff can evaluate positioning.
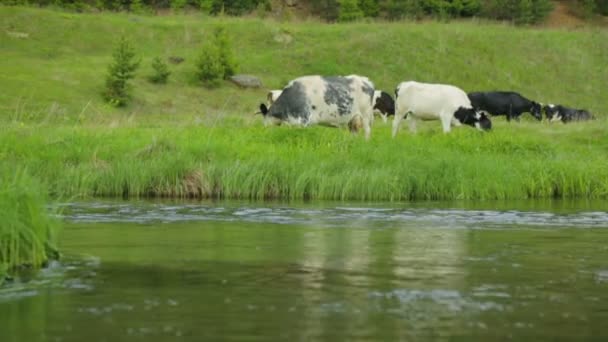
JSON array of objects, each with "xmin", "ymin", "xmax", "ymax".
[{"xmin": 544, "ymin": 1, "xmax": 586, "ymax": 28}]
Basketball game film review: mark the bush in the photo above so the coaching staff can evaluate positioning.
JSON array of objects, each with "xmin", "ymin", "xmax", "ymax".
[
  {"xmin": 481, "ymin": 0, "xmax": 553, "ymax": 24},
  {"xmin": 213, "ymin": 27, "xmax": 238, "ymax": 79},
  {"xmin": 196, "ymin": 42, "xmax": 225, "ymax": 87},
  {"xmin": 103, "ymin": 36, "xmax": 140, "ymax": 107},
  {"xmin": 149, "ymin": 57, "xmax": 171, "ymax": 84},
  {"xmin": 339, "ymin": 0, "xmax": 364, "ymax": 21}
]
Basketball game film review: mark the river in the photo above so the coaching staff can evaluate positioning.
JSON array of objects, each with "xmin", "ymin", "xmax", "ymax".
[{"xmin": 1, "ymin": 200, "xmax": 608, "ymax": 341}]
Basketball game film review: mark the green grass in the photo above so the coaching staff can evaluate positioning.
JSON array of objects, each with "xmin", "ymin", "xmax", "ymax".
[
  {"xmin": 0, "ymin": 6, "xmax": 607, "ymax": 202},
  {"xmin": 0, "ymin": 168, "xmax": 61, "ymax": 282},
  {"xmin": 1, "ymin": 6, "xmax": 607, "ymax": 124},
  {"xmin": 1, "ymin": 120, "xmax": 607, "ymax": 201}
]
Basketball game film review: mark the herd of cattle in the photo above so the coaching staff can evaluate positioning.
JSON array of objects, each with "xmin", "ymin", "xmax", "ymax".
[{"xmin": 256, "ymin": 75, "xmax": 594, "ymax": 139}]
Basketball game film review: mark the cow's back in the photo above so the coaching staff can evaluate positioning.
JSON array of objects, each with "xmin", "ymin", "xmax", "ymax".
[{"xmin": 397, "ymin": 81, "xmax": 470, "ymax": 118}]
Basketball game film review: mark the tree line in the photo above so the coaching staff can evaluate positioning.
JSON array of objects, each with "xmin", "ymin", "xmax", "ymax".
[{"xmin": 4, "ymin": 0, "xmax": 608, "ymax": 24}]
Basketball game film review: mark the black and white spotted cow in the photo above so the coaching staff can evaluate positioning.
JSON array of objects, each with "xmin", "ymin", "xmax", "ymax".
[
  {"xmin": 267, "ymin": 90, "xmax": 282, "ymax": 106},
  {"xmin": 373, "ymin": 90, "xmax": 395, "ymax": 123},
  {"xmin": 543, "ymin": 104, "xmax": 594, "ymax": 123},
  {"xmin": 392, "ymin": 81, "xmax": 492, "ymax": 137},
  {"xmin": 467, "ymin": 91, "xmax": 543, "ymax": 121},
  {"xmin": 259, "ymin": 75, "xmax": 387, "ymax": 139}
]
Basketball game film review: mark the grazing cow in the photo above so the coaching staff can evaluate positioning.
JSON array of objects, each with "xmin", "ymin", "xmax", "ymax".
[
  {"xmin": 392, "ymin": 81, "xmax": 492, "ymax": 137},
  {"xmin": 258, "ymin": 75, "xmax": 381, "ymax": 139},
  {"xmin": 544, "ymin": 104, "xmax": 594, "ymax": 123},
  {"xmin": 267, "ymin": 90, "xmax": 282, "ymax": 106},
  {"xmin": 467, "ymin": 91, "xmax": 542, "ymax": 121},
  {"xmin": 373, "ymin": 90, "xmax": 395, "ymax": 123}
]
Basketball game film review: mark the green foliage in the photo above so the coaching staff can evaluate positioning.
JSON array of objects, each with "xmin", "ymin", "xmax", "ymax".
[
  {"xmin": 102, "ymin": 36, "xmax": 140, "ymax": 107},
  {"xmin": 339, "ymin": 0, "xmax": 364, "ymax": 22},
  {"xmin": 129, "ymin": 0, "xmax": 147, "ymax": 13},
  {"xmin": 198, "ymin": 0, "xmax": 214, "ymax": 12},
  {"xmin": 196, "ymin": 41, "xmax": 225, "ymax": 87},
  {"xmin": 481, "ymin": 0, "xmax": 553, "ymax": 24},
  {"xmin": 149, "ymin": 56, "xmax": 171, "ymax": 84},
  {"xmin": 358, "ymin": 0, "xmax": 379, "ymax": 17},
  {"xmin": 210, "ymin": 0, "xmax": 262, "ymax": 15},
  {"xmin": 171, "ymin": 0, "xmax": 188, "ymax": 12},
  {"xmin": 213, "ymin": 26, "xmax": 238, "ymax": 78},
  {"xmin": 0, "ymin": 168, "xmax": 60, "ymax": 278},
  {"xmin": 597, "ymin": 0, "xmax": 608, "ymax": 15},
  {"xmin": 311, "ymin": 0, "xmax": 340, "ymax": 21}
]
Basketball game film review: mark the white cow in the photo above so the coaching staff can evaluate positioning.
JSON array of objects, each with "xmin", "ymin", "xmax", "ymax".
[
  {"xmin": 392, "ymin": 81, "xmax": 492, "ymax": 137},
  {"xmin": 259, "ymin": 75, "xmax": 381, "ymax": 140}
]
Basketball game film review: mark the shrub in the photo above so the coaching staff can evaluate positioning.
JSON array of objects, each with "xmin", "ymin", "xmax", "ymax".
[
  {"xmin": 213, "ymin": 26, "xmax": 238, "ymax": 79},
  {"xmin": 339, "ymin": 0, "xmax": 364, "ymax": 21},
  {"xmin": 196, "ymin": 41, "xmax": 225, "ymax": 87},
  {"xmin": 103, "ymin": 36, "xmax": 140, "ymax": 107},
  {"xmin": 149, "ymin": 57, "xmax": 171, "ymax": 84}
]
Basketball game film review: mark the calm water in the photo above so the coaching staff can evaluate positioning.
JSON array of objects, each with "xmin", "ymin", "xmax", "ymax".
[{"xmin": 2, "ymin": 200, "xmax": 608, "ymax": 341}]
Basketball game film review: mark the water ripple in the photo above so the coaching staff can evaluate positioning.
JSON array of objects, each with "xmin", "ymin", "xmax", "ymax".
[{"xmin": 57, "ymin": 202, "xmax": 608, "ymax": 229}]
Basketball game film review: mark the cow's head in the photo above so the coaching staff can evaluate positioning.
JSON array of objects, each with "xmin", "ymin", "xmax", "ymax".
[
  {"xmin": 530, "ymin": 101, "xmax": 543, "ymax": 121},
  {"xmin": 455, "ymin": 107, "xmax": 492, "ymax": 131},
  {"xmin": 373, "ymin": 91, "xmax": 395, "ymax": 117},
  {"xmin": 543, "ymin": 104, "xmax": 561, "ymax": 122}
]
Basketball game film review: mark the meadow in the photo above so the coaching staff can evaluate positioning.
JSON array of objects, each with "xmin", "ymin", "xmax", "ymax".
[{"xmin": 1, "ymin": 6, "xmax": 607, "ymax": 203}]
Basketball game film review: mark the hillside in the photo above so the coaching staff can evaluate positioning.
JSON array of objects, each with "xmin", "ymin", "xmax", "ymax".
[{"xmin": 1, "ymin": 6, "xmax": 607, "ymax": 125}]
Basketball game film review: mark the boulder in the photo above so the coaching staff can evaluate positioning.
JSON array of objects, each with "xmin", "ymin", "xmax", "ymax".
[{"xmin": 229, "ymin": 74, "xmax": 263, "ymax": 88}]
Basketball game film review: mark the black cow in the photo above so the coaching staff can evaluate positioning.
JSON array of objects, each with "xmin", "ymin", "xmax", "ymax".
[
  {"xmin": 543, "ymin": 104, "xmax": 594, "ymax": 123},
  {"xmin": 468, "ymin": 91, "xmax": 542, "ymax": 122}
]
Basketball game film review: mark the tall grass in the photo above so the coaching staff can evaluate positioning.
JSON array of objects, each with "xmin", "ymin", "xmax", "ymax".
[
  {"xmin": 2, "ymin": 121, "xmax": 607, "ymax": 201},
  {"xmin": 0, "ymin": 168, "xmax": 60, "ymax": 282}
]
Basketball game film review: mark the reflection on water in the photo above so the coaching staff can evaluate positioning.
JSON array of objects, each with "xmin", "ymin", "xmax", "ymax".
[{"xmin": 1, "ymin": 200, "xmax": 608, "ymax": 341}]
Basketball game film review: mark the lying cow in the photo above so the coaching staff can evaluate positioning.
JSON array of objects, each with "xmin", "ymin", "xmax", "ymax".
[
  {"xmin": 467, "ymin": 91, "xmax": 542, "ymax": 121},
  {"xmin": 392, "ymin": 81, "xmax": 491, "ymax": 137},
  {"xmin": 544, "ymin": 104, "xmax": 594, "ymax": 123},
  {"xmin": 373, "ymin": 90, "xmax": 395, "ymax": 123},
  {"xmin": 259, "ymin": 75, "xmax": 386, "ymax": 140}
]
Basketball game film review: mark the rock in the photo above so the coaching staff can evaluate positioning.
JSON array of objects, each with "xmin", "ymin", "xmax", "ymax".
[
  {"xmin": 229, "ymin": 74, "xmax": 263, "ymax": 88},
  {"xmin": 168, "ymin": 56, "xmax": 185, "ymax": 64},
  {"xmin": 6, "ymin": 31, "xmax": 29, "ymax": 39},
  {"xmin": 285, "ymin": 0, "xmax": 297, "ymax": 6}
]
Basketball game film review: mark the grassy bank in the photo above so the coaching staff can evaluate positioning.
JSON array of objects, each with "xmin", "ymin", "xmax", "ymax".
[
  {"xmin": 0, "ymin": 169, "xmax": 60, "ymax": 283},
  {"xmin": 1, "ymin": 6, "xmax": 607, "ymax": 124},
  {"xmin": 1, "ymin": 7, "xmax": 607, "ymax": 202},
  {"xmin": 2, "ymin": 120, "xmax": 607, "ymax": 201}
]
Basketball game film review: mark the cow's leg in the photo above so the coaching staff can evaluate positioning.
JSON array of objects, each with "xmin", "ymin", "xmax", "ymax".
[
  {"xmin": 441, "ymin": 112, "xmax": 452, "ymax": 133},
  {"xmin": 363, "ymin": 115, "xmax": 372, "ymax": 140},
  {"xmin": 392, "ymin": 108, "xmax": 408, "ymax": 138},
  {"xmin": 381, "ymin": 114, "xmax": 388, "ymax": 124},
  {"xmin": 407, "ymin": 115, "xmax": 418, "ymax": 133}
]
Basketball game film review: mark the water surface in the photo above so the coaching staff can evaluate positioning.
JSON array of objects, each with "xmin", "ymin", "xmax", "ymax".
[{"xmin": 2, "ymin": 200, "xmax": 608, "ymax": 341}]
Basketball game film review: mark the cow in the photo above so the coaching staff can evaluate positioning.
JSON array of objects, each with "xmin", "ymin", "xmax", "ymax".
[
  {"xmin": 373, "ymin": 90, "xmax": 395, "ymax": 123},
  {"xmin": 267, "ymin": 90, "xmax": 282, "ymax": 106},
  {"xmin": 543, "ymin": 104, "xmax": 594, "ymax": 123},
  {"xmin": 392, "ymin": 81, "xmax": 492, "ymax": 137},
  {"xmin": 258, "ymin": 75, "xmax": 384, "ymax": 140},
  {"xmin": 467, "ymin": 91, "xmax": 542, "ymax": 121}
]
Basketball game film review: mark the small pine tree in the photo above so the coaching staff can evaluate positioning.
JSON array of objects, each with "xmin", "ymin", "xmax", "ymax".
[
  {"xmin": 196, "ymin": 42, "xmax": 225, "ymax": 88},
  {"xmin": 149, "ymin": 57, "xmax": 171, "ymax": 84},
  {"xmin": 103, "ymin": 36, "xmax": 140, "ymax": 107},
  {"xmin": 213, "ymin": 27, "xmax": 238, "ymax": 79}
]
